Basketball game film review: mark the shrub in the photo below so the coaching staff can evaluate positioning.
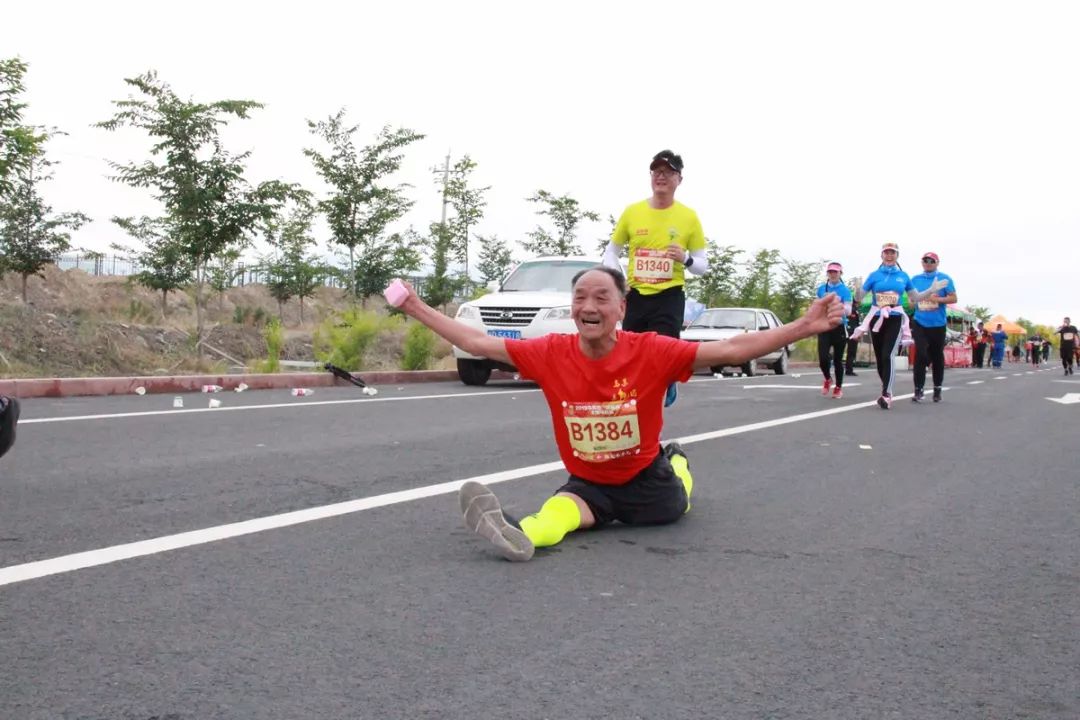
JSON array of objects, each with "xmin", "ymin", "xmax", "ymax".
[
  {"xmin": 313, "ymin": 308, "xmax": 387, "ymax": 371},
  {"xmin": 791, "ymin": 336, "xmax": 818, "ymax": 362},
  {"xmin": 258, "ymin": 317, "xmax": 283, "ymax": 373},
  {"xmin": 127, "ymin": 299, "xmax": 156, "ymax": 324},
  {"xmin": 401, "ymin": 321, "xmax": 436, "ymax": 370}
]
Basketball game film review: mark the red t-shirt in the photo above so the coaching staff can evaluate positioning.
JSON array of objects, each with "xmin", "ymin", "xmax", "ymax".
[{"xmin": 506, "ymin": 331, "xmax": 698, "ymax": 485}]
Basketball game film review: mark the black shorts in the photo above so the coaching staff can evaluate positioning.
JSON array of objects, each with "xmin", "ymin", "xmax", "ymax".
[
  {"xmin": 556, "ymin": 451, "xmax": 688, "ymax": 526},
  {"xmin": 623, "ymin": 286, "xmax": 685, "ymax": 339}
]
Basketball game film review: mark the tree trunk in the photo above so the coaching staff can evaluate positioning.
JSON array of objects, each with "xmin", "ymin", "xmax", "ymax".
[
  {"xmin": 277, "ymin": 299, "xmax": 283, "ymax": 321},
  {"xmin": 195, "ymin": 266, "xmax": 206, "ymax": 371},
  {"xmin": 349, "ymin": 247, "xmax": 356, "ymax": 301},
  {"xmin": 161, "ymin": 289, "xmax": 168, "ymax": 319},
  {"xmin": 21, "ymin": 274, "xmax": 28, "ymax": 303},
  {"xmin": 299, "ymin": 296, "xmax": 305, "ymax": 324}
]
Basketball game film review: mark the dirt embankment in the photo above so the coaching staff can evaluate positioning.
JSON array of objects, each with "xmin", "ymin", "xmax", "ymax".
[{"xmin": 0, "ymin": 265, "xmax": 453, "ymax": 378}]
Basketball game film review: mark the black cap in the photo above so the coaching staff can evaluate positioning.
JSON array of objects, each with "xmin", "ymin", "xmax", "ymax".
[{"xmin": 650, "ymin": 149, "xmax": 683, "ymax": 174}]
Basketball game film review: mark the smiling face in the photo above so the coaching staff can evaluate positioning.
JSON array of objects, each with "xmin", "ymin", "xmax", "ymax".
[
  {"xmin": 571, "ymin": 269, "xmax": 626, "ymax": 344},
  {"xmin": 881, "ymin": 248, "xmax": 898, "ymax": 266},
  {"xmin": 650, "ymin": 166, "xmax": 682, "ymax": 196},
  {"xmin": 826, "ymin": 269, "xmax": 841, "ymax": 282}
]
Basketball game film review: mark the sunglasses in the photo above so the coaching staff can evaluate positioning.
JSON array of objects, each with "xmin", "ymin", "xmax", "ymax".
[{"xmin": 921, "ymin": 258, "xmax": 938, "ymax": 264}]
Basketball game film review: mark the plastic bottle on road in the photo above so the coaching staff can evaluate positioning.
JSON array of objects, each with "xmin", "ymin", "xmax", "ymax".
[
  {"xmin": 291, "ymin": 388, "xmax": 314, "ymax": 397},
  {"xmin": 201, "ymin": 385, "xmax": 224, "ymax": 393}
]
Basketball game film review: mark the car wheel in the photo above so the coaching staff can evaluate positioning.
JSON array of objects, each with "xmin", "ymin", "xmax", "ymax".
[
  {"xmin": 741, "ymin": 361, "xmax": 755, "ymax": 377},
  {"xmin": 457, "ymin": 359, "xmax": 491, "ymax": 386},
  {"xmin": 772, "ymin": 349, "xmax": 788, "ymax": 375},
  {"xmin": 710, "ymin": 365, "xmax": 725, "ymax": 376}
]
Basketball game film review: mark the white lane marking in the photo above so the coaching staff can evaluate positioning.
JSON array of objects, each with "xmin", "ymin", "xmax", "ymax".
[
  {"xmin": 743, "ymin": 383, "xmax": 862, "ymax": 390},
  {"xmin": 859, "ymin": 444, "xmax": 872, "ymax": 450},
  {"xmin": 18, "ymin": 388, "xmax": 544, "ymax": 425},
  {"xmin": 0, "ymin": 392, "xmax": 912, "ymax": 587},
  {"xmin": 20, "ymin": 373, "xmax": 777, "ymax": 425},
  {"xmin": 967, "ymin": 380, "xmax": 985, "ymax": 385},
  {"xmin": 1013, "ymin": 373, "xmax": 1023, "ymax": 376},
  {"xmin": 995, "ymin": 376, "xmax": 1008, "ymax": 380}
]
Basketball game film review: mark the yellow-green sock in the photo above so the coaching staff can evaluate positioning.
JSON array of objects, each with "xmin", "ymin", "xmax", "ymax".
[
  {"xmin": 669, "ymin": 453, "xmax": 693, "ymax": 511},
  {"xmin": 519, "ymin": 495, "xmax": 581, "ymax": 548}
]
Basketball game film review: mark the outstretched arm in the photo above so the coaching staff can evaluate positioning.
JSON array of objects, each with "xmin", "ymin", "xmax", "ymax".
[
  {"xmin": 394, "ymin": 280, "xmax": 513, "ymax": 365},
  {"xmin": 693, "ymin": 294, "xmax": 845, "ymax": 370}
]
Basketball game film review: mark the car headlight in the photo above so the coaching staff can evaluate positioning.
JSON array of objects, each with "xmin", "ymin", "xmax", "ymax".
[
  {"xmin": 544, "ymin": 306, "xmax": 572, "ymax": 320},
  {"xmin": 456, "ymin": 305, "xmax": 479, "ymax": 320}
]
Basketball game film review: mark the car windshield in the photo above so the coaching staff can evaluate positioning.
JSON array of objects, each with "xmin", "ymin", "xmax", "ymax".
[
  {"xmin": 688, "ymin": 309, "xmax": 756, "ymax": 330},
  {"xmin": 500, "ymin": 260, "xmax": 597, "ymax": 292}
]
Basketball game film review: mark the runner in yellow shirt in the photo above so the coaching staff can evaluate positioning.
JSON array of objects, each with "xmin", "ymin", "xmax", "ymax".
[{"xmin": 602, "ymin": 150, "xmax": 708, "ymax": 407}]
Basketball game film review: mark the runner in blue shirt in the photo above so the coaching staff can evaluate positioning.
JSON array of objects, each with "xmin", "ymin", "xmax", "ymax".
[
  {"xmin": 815, "ymin": 262, "xmax": 854, "ymax": 399},
  {"xmin": 852, "ymin": 242, "xmax": 946, "ymax": 409},
  {"xmin": 909, "ymin": 251, "xmax": 957, "ymax": 403}
]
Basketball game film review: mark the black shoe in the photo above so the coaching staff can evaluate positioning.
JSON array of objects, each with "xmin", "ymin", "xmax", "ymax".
[
  {"xmin": 0, "ymin": 396, "xmax": 19, "ymax": 458},
  {"xmin": 912, "ymin": 389, "xmax": 924, "ymax": 403},
  {"xmin": 845, "ymin": 369, "xmax": 857, "ymax": 377},
  {"xmin": 933, "ymin": 387, "xmax": 942, "ymax": 403}
]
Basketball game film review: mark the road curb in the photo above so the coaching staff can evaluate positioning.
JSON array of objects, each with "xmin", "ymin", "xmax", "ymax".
[
  {"xmin": 0, "ymin": 361, "xmax": 822, "ymax": 400},
  {"xmin": 0, "ymin": 369, "xmax": 513, "ymax": 399}
]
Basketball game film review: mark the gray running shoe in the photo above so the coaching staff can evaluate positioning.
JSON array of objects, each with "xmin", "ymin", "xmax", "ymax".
[{"xmin": 458, "ymin": 481, "xmax": 534, "ymax": 562}]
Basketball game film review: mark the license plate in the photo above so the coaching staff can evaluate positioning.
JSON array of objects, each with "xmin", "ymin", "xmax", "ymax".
[{"xmin": 487, "ymin": 328, "xmax": 521, "ymax": 339}]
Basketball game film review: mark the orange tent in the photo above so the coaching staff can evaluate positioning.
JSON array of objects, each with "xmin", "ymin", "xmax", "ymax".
[{"xmin": 983, "ymin": 315, "xmax": 1026, "ymax": 334}]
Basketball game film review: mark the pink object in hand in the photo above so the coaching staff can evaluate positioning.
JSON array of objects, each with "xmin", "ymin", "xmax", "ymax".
[{"xmin": 384, "ymin": 279, "xmax": 409, "ymax": 307}]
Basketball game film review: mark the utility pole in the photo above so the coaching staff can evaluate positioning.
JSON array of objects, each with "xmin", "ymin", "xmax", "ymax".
[
  {"xmin": 432, "ymin": 150, "xmax": 468, "ymax": 281},
  {"xmin": 433, "ymin": 150, "xmax": 451, "ymax": 227}
]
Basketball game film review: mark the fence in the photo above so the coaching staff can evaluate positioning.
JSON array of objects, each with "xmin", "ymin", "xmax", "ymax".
[{"xmin": 52, "ymin": 253, "xmax": 480, "ymax": 300}]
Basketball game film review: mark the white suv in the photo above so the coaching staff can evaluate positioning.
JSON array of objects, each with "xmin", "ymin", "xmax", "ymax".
[{"xmin": 453, "ymin": 256, "xmax": 597, "ymax": 385}]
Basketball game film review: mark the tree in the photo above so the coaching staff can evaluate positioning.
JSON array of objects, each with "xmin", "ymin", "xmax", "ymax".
[
  {"xmin": 737, "ymin": 248, "xmax": 782, "ymax": 309},
  {"xmin": 522, "ymin": 190, "xmax": 600, "ymax": 257},
  {"xmin": 966, "ymin": 305, "xmax": 991, "ymax": 322},
  {"xmin": 423, "ymin": 221, "xmax": 463, "ymax": 308},
  {"xmin": 262, "ymin": 202, "xmax": 323, "ymax": 324},
  {"xmin": 685, "ymin": 241, "xmax": 744, "ymax": 307},
  {"xmin": 594, "ymin": 214, "xmax": 618, "ymax": 257},
  {"xmin": 0, "ymin": 145, "xmax": 89, "ymax": 302},
  {"xmin": 327, "ymin": 227, "xmax": 425, "ymax": 307},
  {"xmin": 0, "ymin": 58, "xmax": 44, "ymax": 200},
  {"xmin": 305, "ymin": 110, "xmax": 424, "ymax": 300},
  {"xmin": 96, "ymin": 71, "xmax": 291, "ymax": 357},
  {"xmin": 443, "ymin": 155, "xmax": 489, "ymax": 276},
  {"xmin": 475, "ymin": 233, "xmax": 513, "ymax": 284},
  {"xmin": 207, "ymin": 247, "xmax": 242, "ymax": 315},
  {"xmin": 773, "ymin": 257, "xmax": 821, "ymax": 323},
  {"xmin": 110, "ymin": 219, "xmax": 194, "ymax": 318}
]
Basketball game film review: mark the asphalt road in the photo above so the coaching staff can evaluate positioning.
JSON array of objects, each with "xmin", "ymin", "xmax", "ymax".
[{"xmin": 1, "ymin": 364, "xmax": 1077, "ymax": 720}]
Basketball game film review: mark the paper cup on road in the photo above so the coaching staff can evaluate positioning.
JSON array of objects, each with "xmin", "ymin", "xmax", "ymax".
[
  {"xmin": 363, "ymin": 387, "xmax": 378, "ymax": 396},
  {"xmin": 291, "ymin": 388, "xmax": 314, "ymax": 397},
  {"xmin": 134, "ymin": 386, "xmax": 146, "ymax": 396},
  {"xmin": 235, "ymin": 383, "xmax": 248, "ymax": 393},
  {"xmin": 173, "ymin": 396, "xmax": 184, "ymax": 408},
  {"xmin": 208, "ymin": 398, "xmax": 222, "ymax": 409}
]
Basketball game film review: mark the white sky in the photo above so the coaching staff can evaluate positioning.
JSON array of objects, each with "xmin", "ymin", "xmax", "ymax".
[{"xmin": 7, "ymin": 0, "xmax": 1079, "ymax": 325}]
